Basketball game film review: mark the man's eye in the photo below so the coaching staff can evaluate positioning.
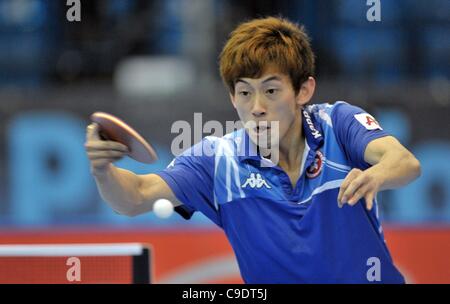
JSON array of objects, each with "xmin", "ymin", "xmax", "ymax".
[
  {"xmin": 239, "ymin": 91, "xmax": 250, "ymax": 96},
  {"xmin": 266, "ymin": 89, "xmax": 277, "ymax": 94}
]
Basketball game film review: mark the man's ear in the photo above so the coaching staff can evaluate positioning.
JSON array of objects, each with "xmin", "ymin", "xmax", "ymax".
[
  {"xmin": 229, "ymin": 92, "xmax": 237, "ymax": 109},
  {"xmin": 295, "ymin": 77, "xmax": 316, "ymax": 107}
]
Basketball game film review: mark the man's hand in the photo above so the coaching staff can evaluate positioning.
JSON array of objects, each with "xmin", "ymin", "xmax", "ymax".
[
  {"xmin": 338, "ymin": 136, "xmax": 421, "ymax": 211},
  {"xmin": 337, "ymin": 168, "xmax": 382, "ymax": 210},
  {"xmin": 84, "ymin": 123, "xmax": 129, "ymax": 175}
]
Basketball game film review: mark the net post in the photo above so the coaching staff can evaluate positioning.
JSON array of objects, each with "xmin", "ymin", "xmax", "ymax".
[{"xmin": 132, "ymin": 247, "xmax": 151, "ymax": 284}]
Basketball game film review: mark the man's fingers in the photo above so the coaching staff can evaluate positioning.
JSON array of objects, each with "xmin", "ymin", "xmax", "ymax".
[
  {"xmin": 365, "ymin": 192, "xmax": 374, "ymax": 211},
  {"xmin": 338, "ymin": 169, "xmax": 361, "ymax": 204},
  {"xmin": 342, "ymin": 176, "xmax": 368, "ymax": 206},
  {"xmin": 338, "ymin": 168, "xmax": 380, "ymax": 210},
  {"xmin": 87, "ymin": 150, "xmax": 128, "ymax": 160},
  {"xmin": 85, "ymin": 141, "xmax": 129, "ymax": 153},
  {"xmin": 86, "ymin": 123, "xmax": 100, "ymax": 141},
  {"xmin": 85, "ymin": 123, "xmax": 130, "ymax": 174},
  {"xmin": 347, "ymin": 183, "xmax": 369, "ymax": 205},
  {"xmin": 339, "ymin": 169, "xmax": 364, "ymax": 206}
]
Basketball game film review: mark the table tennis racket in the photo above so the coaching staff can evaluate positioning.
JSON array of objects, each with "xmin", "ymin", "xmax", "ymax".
[{"xmin": 90, "ymin": 112, "xmax": 158, "ymax": 164}]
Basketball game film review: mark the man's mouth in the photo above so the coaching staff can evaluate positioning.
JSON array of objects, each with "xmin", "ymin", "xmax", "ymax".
[{"xmin": 254, "ymin": 126, "xmax": 271, "ymax": 133}]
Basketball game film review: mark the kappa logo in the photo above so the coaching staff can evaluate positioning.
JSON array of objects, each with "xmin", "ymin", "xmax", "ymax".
[
  {"xmin": 306, "ymin": 150, "xmax": 324, "ymax": 179},
  {"xmin": 303, "ymin": 110, "xmax": 322, "ymax": 139},
  {"xmin": 242, "ymin": 173, "xmax": 271, "ymax": 189}
]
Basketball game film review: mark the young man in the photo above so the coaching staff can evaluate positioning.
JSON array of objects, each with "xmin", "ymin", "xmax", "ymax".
[{"xmin": 85, "ymin": 17, "xmax": 421, "ymax": 283}]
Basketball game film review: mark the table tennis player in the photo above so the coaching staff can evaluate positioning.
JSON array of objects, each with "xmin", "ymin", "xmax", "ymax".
[{"xmin": 85, "ymin": 16, "xmax": 421, "ymax": 283}]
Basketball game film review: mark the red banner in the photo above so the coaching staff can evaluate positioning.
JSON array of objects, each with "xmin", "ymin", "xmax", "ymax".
[{"xmin": 0, "ymin": 226, "xmax": 448, "ymax": 284}]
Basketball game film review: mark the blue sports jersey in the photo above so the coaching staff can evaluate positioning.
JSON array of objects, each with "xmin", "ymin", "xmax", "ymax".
[{"xmin": 157, "ymin": 101, "xmax": 405, "ymax": 284}]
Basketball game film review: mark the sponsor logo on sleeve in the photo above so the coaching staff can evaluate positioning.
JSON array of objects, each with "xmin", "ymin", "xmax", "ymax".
[{"xmin": 354, "ymin": 113, "xmax": 382, "ymax": 130}]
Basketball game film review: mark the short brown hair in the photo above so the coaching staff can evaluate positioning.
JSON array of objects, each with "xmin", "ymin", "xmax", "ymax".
[{"xmin": 219, "ymin": 16, "xmax": 315, "ymax": 95}]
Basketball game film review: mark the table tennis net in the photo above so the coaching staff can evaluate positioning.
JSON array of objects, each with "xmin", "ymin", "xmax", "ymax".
[{"xmin": 0, "ymin": 243, "xmax": 151, "ymax": 284}]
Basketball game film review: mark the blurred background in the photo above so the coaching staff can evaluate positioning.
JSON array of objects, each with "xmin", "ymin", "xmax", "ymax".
[{"xmin": 0, "ymin": 0, "xmax": 449, "ymax": 283}]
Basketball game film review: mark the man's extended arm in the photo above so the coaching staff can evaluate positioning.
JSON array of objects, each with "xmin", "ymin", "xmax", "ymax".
[{"xmin": 85, "ymin": 123, "xmax": 181, "ymax": 217}]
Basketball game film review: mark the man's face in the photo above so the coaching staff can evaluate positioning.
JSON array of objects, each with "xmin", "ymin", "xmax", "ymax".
[{"xmin": 230, "ymin": 69, "xmax": 308, "ymax": 150}]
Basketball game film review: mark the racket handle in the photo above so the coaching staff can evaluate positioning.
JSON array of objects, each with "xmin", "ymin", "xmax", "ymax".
[{"xmin": 98, "ymin": 130, "xmax": 110, "ymax": 141}]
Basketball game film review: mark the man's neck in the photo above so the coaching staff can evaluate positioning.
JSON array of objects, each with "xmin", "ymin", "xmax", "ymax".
[
  {"xmin": 261, "ymin": 115, "xmax": 305, "ymax": 172},
  {"xmin": 279, "ymin": 130, "xmax": 304, "ymax": 172}
]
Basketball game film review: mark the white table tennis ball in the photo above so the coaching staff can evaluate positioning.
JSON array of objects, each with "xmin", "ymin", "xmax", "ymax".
[{"xmin": 153, "ymin": 199, "xmax": 174, "ymax": 219}]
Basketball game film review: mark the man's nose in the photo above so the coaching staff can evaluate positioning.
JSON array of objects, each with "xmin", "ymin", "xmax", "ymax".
[{"xmin": 251, "ymin": 95, "xmax": 266, "ymax": 117}]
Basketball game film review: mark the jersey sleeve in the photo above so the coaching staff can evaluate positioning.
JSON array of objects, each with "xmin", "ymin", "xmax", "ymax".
[
  {"xmin": 156, "ymin": 137, "xmax": 221, "ymax": 227},
  {"xmin": 331, "ymin": 102, "xmax": 390, "ymax": 169}
]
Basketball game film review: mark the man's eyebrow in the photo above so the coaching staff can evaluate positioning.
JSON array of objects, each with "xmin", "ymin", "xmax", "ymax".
[
  {"xmin": 235, "ymin": 79, "xmax": 250, "ymax": 85},
  {"xmin": 236, "ymin": 75, "xmax": 282, "ymax": 85},
  {"xmin": 261, "ymin": 75, "xmax": 282, "ymax": 83}
]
